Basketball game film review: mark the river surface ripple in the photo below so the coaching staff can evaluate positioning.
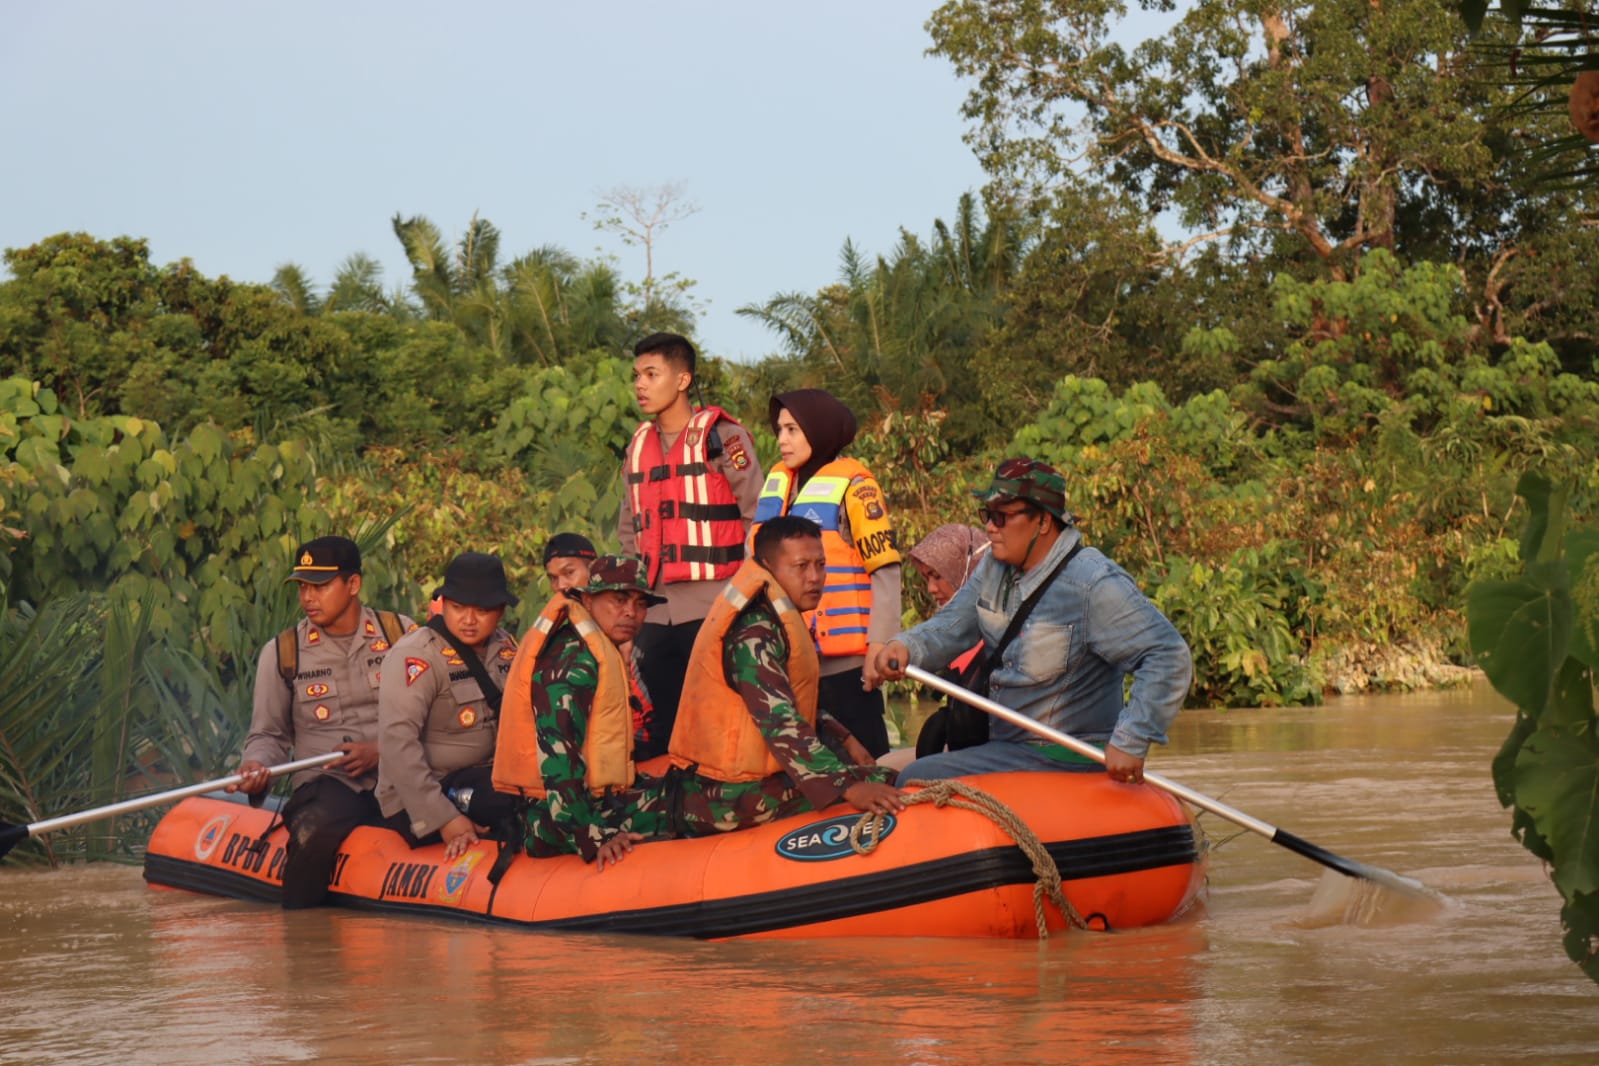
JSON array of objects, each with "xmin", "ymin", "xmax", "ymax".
[{"xmin": 3, "ymin": 682, "xmax": 1596, "ymax": 1065}]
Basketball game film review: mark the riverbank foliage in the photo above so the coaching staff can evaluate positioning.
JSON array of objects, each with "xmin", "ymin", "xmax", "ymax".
[{"xmin": 2, "ymin": 0, "xmax": 1596, "ymax": 863}]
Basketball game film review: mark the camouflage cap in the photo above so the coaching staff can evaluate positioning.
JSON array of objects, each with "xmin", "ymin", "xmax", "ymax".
[
  {"xmin": 572, "ymin": 553, "xmax": 666, "ymax": 606},
  {"xmin": 971, "ymin": 457, "xmax": 1070, "ymax": 521}
]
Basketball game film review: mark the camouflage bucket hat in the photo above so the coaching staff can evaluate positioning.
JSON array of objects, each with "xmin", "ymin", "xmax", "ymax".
[
  {"xmin": 575, "ymin": 554, "xmax": 667, "ymax": 606},
  {"xmin": 971, "ymin": 457, "xmax": 1070, "ymax": 521}
]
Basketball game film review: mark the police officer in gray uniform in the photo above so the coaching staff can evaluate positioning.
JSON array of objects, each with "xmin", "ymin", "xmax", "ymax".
[
  {"xmin": 377, "ymin": 551, "xmax": 523, "ymax": 860},
  {"xmin": 230, "ymin": 536, "xmax": 416, "ymax": 909}
]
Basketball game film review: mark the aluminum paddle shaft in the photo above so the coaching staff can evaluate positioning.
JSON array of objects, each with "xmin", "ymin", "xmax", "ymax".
[
  {"xmin": 904, "ymin": 663, "xmax": 1430, "ymax": 892},
  {"xmin": 0, "ymin": 751, "xmax": 343, "ymax": 860}
]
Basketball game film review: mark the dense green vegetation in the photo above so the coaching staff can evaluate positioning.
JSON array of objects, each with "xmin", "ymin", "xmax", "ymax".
[{"xmin": 1, "ymin": 0, "xmax": 1594, "ymax": 944}]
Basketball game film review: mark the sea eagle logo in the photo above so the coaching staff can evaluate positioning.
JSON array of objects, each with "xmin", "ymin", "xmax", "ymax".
[{"xmin": 775, "ymin": 813, "xmax": 896, "ymax": 862}]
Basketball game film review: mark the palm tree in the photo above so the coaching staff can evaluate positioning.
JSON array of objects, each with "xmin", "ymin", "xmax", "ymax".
[
  {"xmin": 502, "ymin": 248, "xmax": 630, "ymax": 365},
  {"xmin": 270, "ymin": 263, "xmax": 323, "ymax": 316},
  {"xmin": 391, "ymin": 212, "xmax": 505, "ymax": 351},
  {"xmin": 1460, "ymin": 2, "xmax": 1599, "ymax": 184},
  {"xmin": 736, "ymin": 193, "xmax": 1025, "ymax": 446},
  {"xmin": 325, "ymin": 253, "xmax": 393, "ymax": 315}
]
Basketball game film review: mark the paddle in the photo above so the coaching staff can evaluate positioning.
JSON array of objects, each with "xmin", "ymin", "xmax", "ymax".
[
  {"xmin": 0, "ymin": 751, "xmax": 342, "ymax": 861},
  {"xmin": 901, "ymin": 663, "xmax": 1441, "ymax": 904}
]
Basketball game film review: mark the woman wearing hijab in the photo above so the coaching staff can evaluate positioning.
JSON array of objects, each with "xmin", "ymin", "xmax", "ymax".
[
  {"xmin": 907, "ymin": 524, "xmax": 990, "ymax": 758},
  {"xmin": 751, "ymin": 389, "xmax": 903, "ymax": 757},
  {"xmin": 907, "ymin": 524, "xmax": 989, "ymax": 611}
]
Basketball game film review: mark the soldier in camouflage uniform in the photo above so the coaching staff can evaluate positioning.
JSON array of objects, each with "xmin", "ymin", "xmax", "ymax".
[
  {"xmin": 519, "ymin": 555, "xmax": 674, "ymax": 869},
  {"xmin": 669, "ymin": 516, "xmax": 905, "ymax": 834},
  {"xmin": 230, "ymin": 536, "xmax": 416, "ymax": 909}
]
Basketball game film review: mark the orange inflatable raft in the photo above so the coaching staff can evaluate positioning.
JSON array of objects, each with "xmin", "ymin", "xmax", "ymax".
[{"xmin": 143, "ymin": 772, "xmax": 1206, "ymax": 939}]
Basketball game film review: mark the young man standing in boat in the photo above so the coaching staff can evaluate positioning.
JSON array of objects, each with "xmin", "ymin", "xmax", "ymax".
[
  {"xmin": 619, "ymin": 331, "xmax": 764, "ymax": 755},
  {"xmin": 873, "ymin": 458, "xmax": 1193, "ymax": 785},
  {"xmin": 377, "ymin": 551, "xmax": 524, "ymax": 861},
  {"xmin": 497, "ymin": 554, "xmax": 675, "ymax": 870},
  {"xmin": 230, "ymin": 536, "xmax": 415, "ymax": 909},
  {"xmin": 667, "ymin": 516, "xmax": 905, "ymax": 833}
]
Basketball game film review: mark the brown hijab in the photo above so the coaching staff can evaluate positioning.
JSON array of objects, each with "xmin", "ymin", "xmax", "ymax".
[{"xmin": 769, "ymin": 389, "xmax": 858, "ymax": 491}]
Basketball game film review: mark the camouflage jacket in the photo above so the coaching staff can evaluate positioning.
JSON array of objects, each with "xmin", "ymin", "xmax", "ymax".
[
  {"xmin": 524, "ymin": 624, "xmax": 645, "ymax": 862},
  {"xmin": 722, "ymin": 597, "xmax": 865, "ymax": 811}
]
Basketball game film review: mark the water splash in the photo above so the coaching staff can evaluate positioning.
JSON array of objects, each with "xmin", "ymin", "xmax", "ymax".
[{"xmin": 1294, "ymin": 867, "xmax": 1451, "ymax": 928}]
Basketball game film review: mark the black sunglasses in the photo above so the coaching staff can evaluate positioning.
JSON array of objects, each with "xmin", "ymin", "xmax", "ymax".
[{"xmin": 978, "ymin": 505, "xmax": 1034, "ymax": 528}]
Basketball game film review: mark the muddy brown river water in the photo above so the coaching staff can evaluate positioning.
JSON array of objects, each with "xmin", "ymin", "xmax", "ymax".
[{"xmin": 3, "ymin": 681, "xmax": 1596, "ymax": 1064}]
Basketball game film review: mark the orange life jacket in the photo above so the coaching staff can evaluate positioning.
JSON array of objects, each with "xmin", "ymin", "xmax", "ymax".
[
  {"xmin": 493, "ymin": 594, "xmax": 634, "ymax": 799},
  {"xmin": 624, "ymin": 406, "xmax": 747, "ymax": 587},
  {"xmin": 751, "ymin": 457, "xmax": 874, "ymax": 657},
  {"xmin": 668, "ymin": 559, "xmax": 820, "ymax": 782}
]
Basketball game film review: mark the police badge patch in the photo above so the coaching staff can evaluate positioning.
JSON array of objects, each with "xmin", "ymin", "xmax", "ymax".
[{"xmin": 725, "ymin": 435, "xmax": 750, "ymax": 470}]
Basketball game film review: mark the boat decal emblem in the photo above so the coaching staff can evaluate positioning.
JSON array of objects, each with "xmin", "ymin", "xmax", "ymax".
[
  {"xmin": 195, "ymin": 815, "xmax": 231, "ymax": 861},
  {"xmin": 439, "ymin": 850, "xmax": 484, "ymax": 903},
  {"xmin": 775, "ymin": 813, "xmax": 895, "ymax": 862}
]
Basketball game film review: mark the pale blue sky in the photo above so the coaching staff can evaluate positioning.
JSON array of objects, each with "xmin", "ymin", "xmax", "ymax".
[{"xmin": 1, "ymin": 1, "xmax": 995, "ymax": 363}]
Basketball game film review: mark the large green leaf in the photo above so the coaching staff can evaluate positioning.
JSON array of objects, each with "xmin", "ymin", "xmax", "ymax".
[
  {"xmin": 1493, "ymin": 710, "xmax": 1554, "ymax": 859},
  {"xmin": 1514, "ymin": 673, "xmax": 1599, "ymax": 897},
  {"xmin": 1567, "ymin": 530, "xmax": 1599, "ymax": 670},
  {"xmin": 1467, "ymin": 576, "xmax": 1572, "ymax": 711},
  {"xmin": 1561, "ymin": 892, "xmax": 1599, "ymax": 982}
]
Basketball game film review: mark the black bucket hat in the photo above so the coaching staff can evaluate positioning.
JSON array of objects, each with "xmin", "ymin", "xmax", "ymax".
[{"xmin": 434, "ymin": 552, "xmax": 520, "ymax": 609}]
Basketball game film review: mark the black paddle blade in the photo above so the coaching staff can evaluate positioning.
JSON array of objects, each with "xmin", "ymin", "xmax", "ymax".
[
  {"xmin": 1274, "ymin": 827, "xmax": 1444, "ymax": 902},
  {"xmin": 0, "ymin": 820, "xmax": 30, "ymax": 861}
]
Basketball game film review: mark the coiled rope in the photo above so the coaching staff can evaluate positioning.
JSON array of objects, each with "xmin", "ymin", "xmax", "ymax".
[{"xmin": 848, "ymin": 777, "xmax": 1088, "ymax": 937}]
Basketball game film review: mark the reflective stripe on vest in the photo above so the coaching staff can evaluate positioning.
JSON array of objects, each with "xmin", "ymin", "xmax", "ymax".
[
  {"xmin": 625, "ymin": 407, "xmax": 746, "ymax": 586},
  {"xmin": 750, "ymin": 458, "xmax": 874, "ymax": 657},
  {"xmin": 667, "ymin": 559, "xmax": 820, "ymax": 782},
  {"xmin": 493, "ymin": 594, "xmax": 634, "ymax": 799}
]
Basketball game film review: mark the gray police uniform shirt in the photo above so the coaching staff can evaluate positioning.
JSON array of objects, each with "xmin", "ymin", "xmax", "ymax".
[
  {"xmin": 242, "ymin": 608, "xmax": 417, "ymax": 794},
  {"xmin": 376, "ymin": 623, "xmax": 518, "ymax": 838}
]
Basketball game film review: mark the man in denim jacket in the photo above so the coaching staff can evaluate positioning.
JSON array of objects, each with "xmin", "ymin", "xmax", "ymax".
[{"xmin": 873, "ymin": 458, "xmax": 1192, "ymax": 784}]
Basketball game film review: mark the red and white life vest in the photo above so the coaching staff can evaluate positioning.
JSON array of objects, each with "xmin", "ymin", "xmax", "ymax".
[{"xmin": 624, "ymin": 407, "xmax": 747, "ymax": 587}]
